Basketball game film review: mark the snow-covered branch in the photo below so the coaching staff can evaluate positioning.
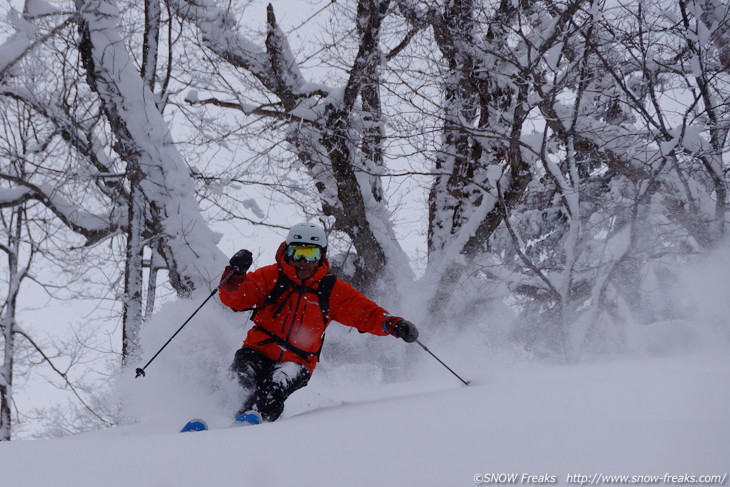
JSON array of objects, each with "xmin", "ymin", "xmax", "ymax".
[
  {"xmin": 171, "ymin": 0, "xmax": 412, "ymax": 290},
  {"xmin": 77, "ymin": 0, "xmax": 226, "ymax": 292},
  {"xmin": 0, "ymin": 10, "xmax": 75, "ymax": 82},
  {"xmin": 0, "ymin": 177, "xmax": 117, "ymax": 245}
]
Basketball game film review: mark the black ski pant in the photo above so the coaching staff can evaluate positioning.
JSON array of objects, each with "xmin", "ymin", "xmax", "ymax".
[{"xmin": 230, "ymin": 347, "xmax": 311, "ymax": 422}]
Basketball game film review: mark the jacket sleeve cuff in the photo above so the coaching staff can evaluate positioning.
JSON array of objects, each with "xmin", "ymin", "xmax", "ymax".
[
  {"xmin": 383, "ymin": 315, "xmax": 403, "ymax": 335},
  {"xmin": 220, "ymin": 266, "xmax": 246, "ymax": 291}
]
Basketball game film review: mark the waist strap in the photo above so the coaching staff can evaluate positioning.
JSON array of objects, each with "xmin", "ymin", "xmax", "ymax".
[{"xmin": 252, "ymin": 325, "xmax": 322, "ymax": 364}]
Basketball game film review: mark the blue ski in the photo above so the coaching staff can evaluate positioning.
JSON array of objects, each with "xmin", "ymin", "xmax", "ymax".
[
  {"xmin": 180, "ymin": 411, "xmax": 262, "ymax": 432},
  {"xmin": 233, "ymin": 410, "xmax": 263, "ymax": 426},
  {"xmin": 180, "ymin": 418, "xmax": 207, "ymax": 433}
]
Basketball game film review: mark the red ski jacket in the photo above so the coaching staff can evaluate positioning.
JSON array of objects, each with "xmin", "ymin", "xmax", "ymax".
[{"xmin": 219, "ymin": 243, "xmax": 391, "ymax": 371}]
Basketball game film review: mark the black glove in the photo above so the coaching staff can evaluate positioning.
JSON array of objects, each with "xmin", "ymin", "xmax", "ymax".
[
  {"xmin": 229, "ymin": 249, "xmax": 253, "ymax": 275},
  {"xmin": 385, "ymin": 317, "xmax": 419, "ymax": 343}
]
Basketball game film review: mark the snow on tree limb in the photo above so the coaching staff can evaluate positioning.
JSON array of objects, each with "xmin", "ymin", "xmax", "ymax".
[
  {"xmin": 265, "ymin": 4, "xmax": 307, "ymax": 107},
  {"xmin": 77, "ymin": 0, "xmax": 226, "ymax": 291},
  {"xmin": 0, "ymin": 9, "xmax": 74, "ymax": 82},
  {"xmin": 170, "ymin": 0, "xmax": 412, "ymax": 290},
  {"xmin": 0, "ymin": 178, "xmax": 117, "ymax": 245},
  {"xmin": 166, "ymin": 0, "xmax": 274, "ymax": 87}
]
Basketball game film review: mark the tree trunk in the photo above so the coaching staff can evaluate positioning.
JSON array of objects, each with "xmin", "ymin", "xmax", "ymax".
[
  {"xmin": 1, "ymin": 208, "xmax": 24, "ymax": 441},
  {"xmin": 76, "ymin": 0, "xmax": 226, "ymax": 295},
  {"xmin": 121, "ymin": 175, "xmax": 145, "ymax": 363}
]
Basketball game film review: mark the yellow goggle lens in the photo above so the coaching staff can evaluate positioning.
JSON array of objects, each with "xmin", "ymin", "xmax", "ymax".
[{"xmin": 287, "ymin": 244, "xmax": 322, "ymax": 262}]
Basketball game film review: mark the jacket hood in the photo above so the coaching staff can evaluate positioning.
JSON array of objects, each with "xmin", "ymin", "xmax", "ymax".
[{"xmin": 275, "ymin": 241, "xmax": 330, "ymax": 285}]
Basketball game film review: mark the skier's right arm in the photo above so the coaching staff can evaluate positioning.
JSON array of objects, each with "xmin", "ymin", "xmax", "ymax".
[{"xmin": 219, "ymin": 254, "xmax": 275, "ymax": 312}]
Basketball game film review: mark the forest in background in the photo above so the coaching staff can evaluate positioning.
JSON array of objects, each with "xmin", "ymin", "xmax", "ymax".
[{"xmin": 1, "ymin": 0, "xmax": 729, "ymax": 439}]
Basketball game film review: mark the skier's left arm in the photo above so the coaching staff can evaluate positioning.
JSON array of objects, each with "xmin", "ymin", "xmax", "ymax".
[{"xmin": 328, "ymin": 280, "xmax": 418, "ymax": 342}]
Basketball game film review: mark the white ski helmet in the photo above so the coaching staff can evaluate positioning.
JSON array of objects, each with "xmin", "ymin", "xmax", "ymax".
[{"xmin": 286, "ymin": 222, "xmax": 327, "ymax": 248}]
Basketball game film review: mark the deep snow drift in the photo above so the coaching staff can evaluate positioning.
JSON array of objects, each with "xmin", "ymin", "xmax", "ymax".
[
  {"xmin": 4, "ymin": 257, "xmax": 730, "ymax": 487},
  {"xmin": 1, "ymin": 343, "xmax": 728, "ymax": 487}
]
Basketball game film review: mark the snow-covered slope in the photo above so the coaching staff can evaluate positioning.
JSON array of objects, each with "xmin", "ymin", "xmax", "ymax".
[{"xmin": 2, "ymin": 350, "xmax": 728, "ymax": 487}]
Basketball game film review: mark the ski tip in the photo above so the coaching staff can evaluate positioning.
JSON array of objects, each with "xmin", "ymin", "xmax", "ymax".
[
  {"xmin": 233, "ymin": 410, "xmax": 263, "ymax": 426},
  {"xmin": 180, "ymin": 418, "xmax": 208, "ymax": 433}
]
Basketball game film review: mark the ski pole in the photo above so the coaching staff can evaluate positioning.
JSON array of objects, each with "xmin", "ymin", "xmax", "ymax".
[
  {"xmin": 135, "ymin": 270, "xmax": 235, "ymax": 378},
  {"xmin": 415, "ymin": 339, "xmax": 470, "ymax": 386}
]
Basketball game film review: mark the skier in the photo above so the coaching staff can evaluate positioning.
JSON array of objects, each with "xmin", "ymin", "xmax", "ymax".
[{"xmin": 219, "ymin": 222, "xmax": 419, "ymax": 424}]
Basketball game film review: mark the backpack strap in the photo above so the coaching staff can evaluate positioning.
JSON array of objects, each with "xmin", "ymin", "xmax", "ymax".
[
  {"xmin": 316, "ymin": 274, "xmax": 337, "ymax": 323},
  {"xmin": 263, "ymin": 267, "xmax": 293, "ymax": 308},
  {"xmin": 239, "ymin": 268, "xmax": 296, "ymax": 317},
  {"xmin": 249, "ymin": 272, "xmax": 338, "ymax": 363},
  {"xmin": 246, "ymin": 269, "xmax": 338, "ymax": 324}
]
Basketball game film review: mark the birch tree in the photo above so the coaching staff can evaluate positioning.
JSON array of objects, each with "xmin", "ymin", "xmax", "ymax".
[
  {"xmin": 0, "ymin": 97, "xmax": 118, "ymax": 440},
  {"xmin": 1, "ymin": 0, "xmax": 232, "ymax": 363},
  {"xmin": 0, "ymin": 205, "xmax": 27, "ymax": 441}
]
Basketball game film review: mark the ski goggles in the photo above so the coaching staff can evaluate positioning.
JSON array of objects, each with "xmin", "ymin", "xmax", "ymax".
[{"xmin": 286, "ymin": 243, "xmax": 322, "ymax": 263}]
